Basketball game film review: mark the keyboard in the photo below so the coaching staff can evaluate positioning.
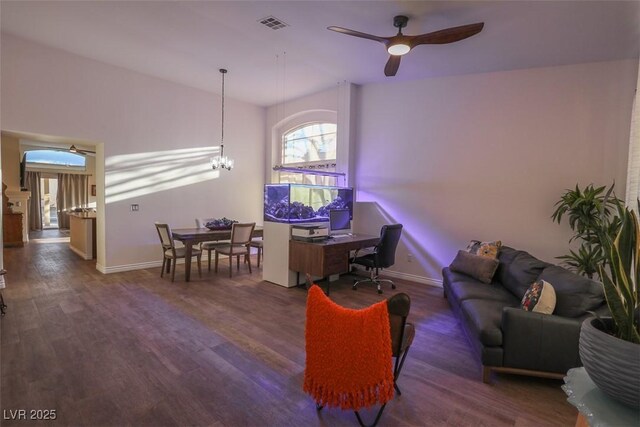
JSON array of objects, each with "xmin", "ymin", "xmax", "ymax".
[{"xmin": 331, "ymin": 233, "xmax": 351, "ymax": 238}]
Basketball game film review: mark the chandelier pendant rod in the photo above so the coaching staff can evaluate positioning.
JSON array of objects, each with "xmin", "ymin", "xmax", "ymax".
[
  {"xmin": 212, "ymin": 68, "xmax": 233, "ymax": 171},
  {"xmin": 220, "ymin": 68, "xmax": 226, "ymax": 159}
]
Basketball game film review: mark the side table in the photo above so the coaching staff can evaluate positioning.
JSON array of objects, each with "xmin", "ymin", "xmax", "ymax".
[{"xmin": 563, "ymin": 367, "xmax": 639, "ymax": 426}]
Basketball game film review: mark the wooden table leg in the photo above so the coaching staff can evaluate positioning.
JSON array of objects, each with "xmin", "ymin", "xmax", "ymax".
[{"xmin": 184, "ymin": 241, "xmax": 193, "ymax": 282}]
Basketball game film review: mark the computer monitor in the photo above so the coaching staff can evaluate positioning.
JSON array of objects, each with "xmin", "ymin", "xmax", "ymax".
[{"xmin": 329, "ymin": 209, "xmax": 352, "ymax": 236}]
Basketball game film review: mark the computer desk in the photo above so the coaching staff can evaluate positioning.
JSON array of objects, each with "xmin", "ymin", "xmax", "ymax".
[{"xmin": 289, "ymin": 233, "xmax": 380, "ymax": 294}]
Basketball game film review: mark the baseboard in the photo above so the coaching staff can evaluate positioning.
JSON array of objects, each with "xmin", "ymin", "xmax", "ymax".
[
  {"xmin": 97, "ymin": 255, "xmax": 236, "ymax": 274},
  {"xmin": 383, "ymin": 270, "xmax": 443, "ymax": 287},
  {"xmin": 100, "ymin": 260, "xmax": 165, "ymax": 274},
  {"xmin": 69, "ymin": 244, "xmax": 92, "ymax": 260},
  {"xmin": 98, "ymin": 257, "xmax": 442, "ymax": 285},
  {"xmin": 351, "ymin": 266, "xmax": 442, "ymax": 288}
]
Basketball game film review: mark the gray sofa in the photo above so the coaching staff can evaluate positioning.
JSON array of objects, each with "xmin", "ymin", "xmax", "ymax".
[{"xmin": 442, "ymin": 246, "xmax": 608, "ymax": 383}]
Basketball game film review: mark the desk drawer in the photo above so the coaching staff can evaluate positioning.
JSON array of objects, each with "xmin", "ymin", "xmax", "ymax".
[{"xmin": 325, "ymin": 246, "xmax": 348, "ymax": 275}]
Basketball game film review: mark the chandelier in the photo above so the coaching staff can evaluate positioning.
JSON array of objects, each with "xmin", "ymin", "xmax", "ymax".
[{"xmin": 211, "ymin": 68, "xmax": 234, "ymax": 171}]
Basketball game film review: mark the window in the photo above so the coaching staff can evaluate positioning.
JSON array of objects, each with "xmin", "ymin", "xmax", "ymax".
[
  {"xmin": 25, "ymin": 150, "xmax": 86, "ymax": 170},
  {"xmin": 283, "ymin": 122, "xmax": 336, "ymax": 164},
  {"xmin": 279, "ymin": 122, "xmax": 337, "ymax": 185}
]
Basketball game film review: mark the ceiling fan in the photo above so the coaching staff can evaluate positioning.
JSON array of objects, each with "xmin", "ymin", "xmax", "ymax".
[
  {"xmin": 69, "ymin": 145, "xmax": 96, "ymax": 156},
  {"xmin": 328, "ymin": 15, "xmax": 484, "ymax": 77}
]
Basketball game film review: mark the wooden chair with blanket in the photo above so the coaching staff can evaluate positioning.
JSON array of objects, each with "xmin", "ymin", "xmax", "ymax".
[{"xmin": 303, "ymin": 282, "xmax": 415, "ymax": 426}]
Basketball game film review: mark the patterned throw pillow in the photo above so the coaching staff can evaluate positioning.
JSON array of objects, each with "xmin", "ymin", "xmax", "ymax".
[
  {"xmin": 521, "ymin": 280, "xmax": 556, "ymax": 314},
  {"xmin": 466, "ymin": 240, "xmax": 502, "ymax": 259}
]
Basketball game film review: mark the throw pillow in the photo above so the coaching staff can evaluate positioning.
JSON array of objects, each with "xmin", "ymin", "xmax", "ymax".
[
  {"xmin": 449, "ymin": 250, "xmax": 500, "ymax": 284},
  {"xmin": 538, "ymin": 266, "xmax": 605, "ymax": 317},
  {"xmin": 466, "ymin": 240, "xmax": 502, "ymax": 259},
  {"xmin": 521, "ymin": 280, "xmax": 556, "ymax": 314}
]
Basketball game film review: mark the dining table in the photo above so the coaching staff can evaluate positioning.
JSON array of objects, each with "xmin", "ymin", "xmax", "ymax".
[{"xmin": 172, "ymin": 226, "xmax": 263, "ymax": 281}]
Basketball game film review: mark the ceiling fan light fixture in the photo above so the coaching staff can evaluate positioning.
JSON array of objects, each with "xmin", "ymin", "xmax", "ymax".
[
  {"xmin": 328, "ymin": 15, "xmax": 484, "ymax": 77},
  {"xmin": 387, "ymin": 43, "xmax": 410, "ymax": 56}
]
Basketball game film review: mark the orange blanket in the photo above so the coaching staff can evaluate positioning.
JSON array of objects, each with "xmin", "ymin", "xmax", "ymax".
[{"xmin": 303, "ymin": 285, "xmax": 394, "ymax": 410}]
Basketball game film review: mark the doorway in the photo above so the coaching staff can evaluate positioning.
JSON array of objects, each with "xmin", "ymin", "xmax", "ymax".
[{"xmin": 40, "ymin": 177, "xmax": 58, "ymax": 229}]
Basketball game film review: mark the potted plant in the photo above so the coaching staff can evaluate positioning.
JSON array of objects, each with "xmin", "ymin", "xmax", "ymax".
[
  {"xmin": 552, "ymin": 183, "xmax": 621, "ymax": 278},
  {"xmin": 579, "ymin": 199, "xmax": 640, "ymax": 407}
]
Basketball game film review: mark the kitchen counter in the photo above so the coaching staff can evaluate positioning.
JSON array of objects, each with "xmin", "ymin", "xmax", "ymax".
[{"xmin": 69, "ymin": 212, "xmax": 97, "ymax": 260}]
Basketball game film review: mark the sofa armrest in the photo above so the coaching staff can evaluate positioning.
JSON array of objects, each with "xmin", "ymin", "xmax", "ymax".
[{"xmin": 501, "ymin": 307, "xmax": 583, "ymax": 373}]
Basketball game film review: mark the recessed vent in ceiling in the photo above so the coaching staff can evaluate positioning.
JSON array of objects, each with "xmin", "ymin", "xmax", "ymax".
[{"xmin": 258, "ymin": 16, "xmax": 288, "ymax": 30}]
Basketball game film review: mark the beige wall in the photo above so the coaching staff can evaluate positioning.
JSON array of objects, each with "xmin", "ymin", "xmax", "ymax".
[
  {"xmin": 355, "ymin": 60, "xmax": 637, "ymax": 283},
  {"xmin": 1, "ymin": 34, "xmax": 266, "ymax": 271},
  {"xmin": 1, "ymin": 135, "xmax": 20, "ymax": 190}
]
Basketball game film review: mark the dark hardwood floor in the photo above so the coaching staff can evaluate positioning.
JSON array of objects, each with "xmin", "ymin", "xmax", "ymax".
[{"xmin": 0, "ymin": 232, "xmax": 576, "ymax": 426}]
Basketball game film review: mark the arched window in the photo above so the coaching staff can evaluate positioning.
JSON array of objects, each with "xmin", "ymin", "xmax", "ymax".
[
  {"xmin": 279, "ymin": 122, "xmax": 337, "ymax": 185},
  {"xmin": 25, "ymin": 149, "xmax": 86, "ymax": 170}
]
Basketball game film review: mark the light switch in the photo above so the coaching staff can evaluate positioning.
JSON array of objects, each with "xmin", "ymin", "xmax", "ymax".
[{"xmin": 130, "ymin": 204, "xmax": 139, "ymax": 212}]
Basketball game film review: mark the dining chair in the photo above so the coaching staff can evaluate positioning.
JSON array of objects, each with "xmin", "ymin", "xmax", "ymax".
[
  {"xmin": 248, "ymin": 239, "xmax": 264, "ymax": 268},
  {"xmin": 214, "ymin": 222, "xmax": 256, "ymax": 277},
  {"xmin": 155, "ymin": 222, "xmax": 202, "ymax": 282},
  {"xmin": 196, "ymin": 218, "xmax": 231, "ymax": 271}
]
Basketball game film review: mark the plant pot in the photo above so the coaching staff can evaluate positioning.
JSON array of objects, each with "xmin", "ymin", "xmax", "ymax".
[{"xmin": 579, "ymin": 317, "xmax": 640, "ymax": 408}]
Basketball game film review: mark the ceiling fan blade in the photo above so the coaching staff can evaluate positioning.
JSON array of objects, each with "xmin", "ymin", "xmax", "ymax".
[
  {"xmin": 410, "ymin": 22, "xmax": 484, "ymax": 47},
  {"xmin": 327, "ymin": 26, "xmax": 389, "ymax": 44},
  {"xmin": 69, "ymin": 144, "xmax": 95, "ymax": 155},
  {"xmin": 384, "ymin": 55, "xmax": 401, "ymax": 77}
]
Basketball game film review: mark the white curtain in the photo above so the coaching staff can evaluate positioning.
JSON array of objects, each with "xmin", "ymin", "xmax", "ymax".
[
  {"xmin": 24, "ymin": 171, "xmax": 42, "ymax": 231},
  {"xmin": 625, "ymin": 61, "xmax": 640, "ymax": 208},
  {"xmin": 57, "ymin": 173, "xmax": 88, "ymax": 229}
]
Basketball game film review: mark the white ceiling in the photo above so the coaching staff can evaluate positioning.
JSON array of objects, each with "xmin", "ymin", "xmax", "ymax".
[{"xmin": 1, "ymin": 1, "xmax": 638, "ymax": 107}]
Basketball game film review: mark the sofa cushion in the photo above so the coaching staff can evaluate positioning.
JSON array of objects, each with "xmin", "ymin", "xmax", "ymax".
[
  {"xmin": 498, "ymin": 251, "xmax": 550, "ymax": 300},
  {"xmin": 466, "ymin": 240, "xmax": 502, "ymax": 259},
  {"xmin": 450, "ymin": 250, "xmax": 499, "ymax": 284},
  {"xmin": 495, "ymin": 246, "xmax": 521, "ymax": 283},
  {"xmin": 538, "ymin": 266, "xmax": 604, "ymax": 318},
  {"xmin": 460, "ymin": 299, "xmax": 519, "ymax": 346},
  {"xmin": 521, "ymin": 280, "xmax": 556, "ymax": 314},
  {"xmin": 448, "ymin": 279, "xmax": 519, "ymax": 304}
]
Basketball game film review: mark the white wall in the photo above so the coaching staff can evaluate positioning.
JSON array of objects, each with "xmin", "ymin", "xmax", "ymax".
[
  {"xmin": 1, "ymin": 35, "xmax": 266, "ymax": 270},
  {"xmin": 355, "ymin": 60, "xmax": 637, "ymax": 283},
  {"xmin": 265, "ymin": 83, "xmax": 356, "ymax": 186}
]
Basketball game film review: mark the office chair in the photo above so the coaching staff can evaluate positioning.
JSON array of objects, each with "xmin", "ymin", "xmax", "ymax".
[
  {"xmin": 352, "ymin": 224, "xmax": 403, "ymax": 294},
  {"xmin": 304, "ymin": 283, "xmax": 414, "ymax": 427}
]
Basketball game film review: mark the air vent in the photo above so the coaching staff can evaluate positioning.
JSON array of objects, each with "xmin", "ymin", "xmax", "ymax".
[{"xmin": 258, "ymin": 16, "xmax": 288, "ymax": 30}]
